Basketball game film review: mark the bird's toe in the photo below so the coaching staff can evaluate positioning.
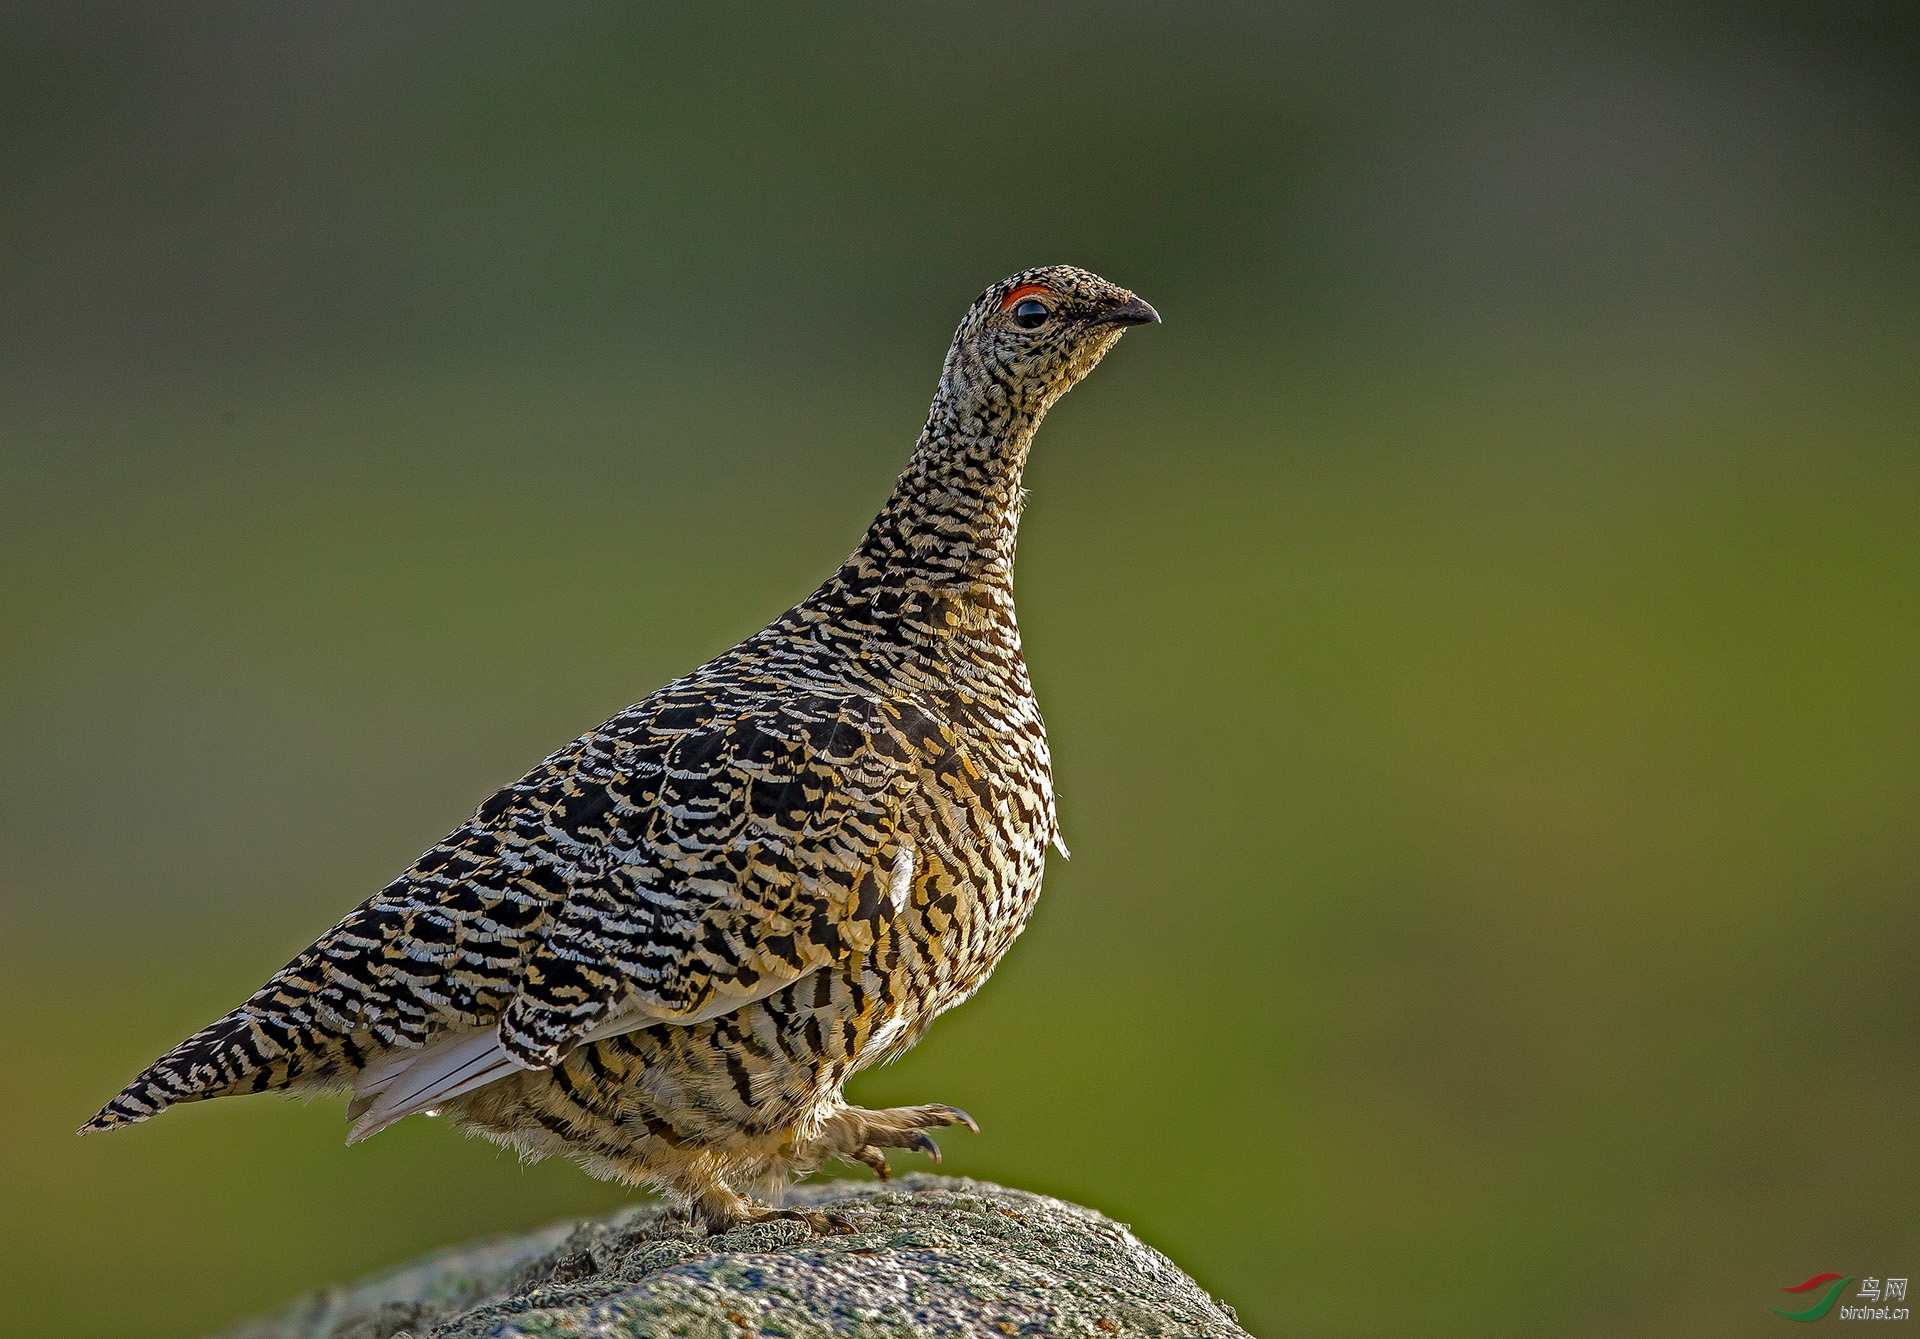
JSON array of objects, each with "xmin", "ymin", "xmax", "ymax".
[{"xmin": 923, "ymin": 1103, "xmax": 978, "ymax": 1134}]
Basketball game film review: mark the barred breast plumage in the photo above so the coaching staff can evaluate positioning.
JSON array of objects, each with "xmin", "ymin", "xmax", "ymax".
[{"xmin": 84, "ymin": 266, "xmax": 1160, "ymax": 1232}]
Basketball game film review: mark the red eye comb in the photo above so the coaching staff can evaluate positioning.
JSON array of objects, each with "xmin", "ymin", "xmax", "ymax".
[{"xmin": 997, "ymin": 283, "xmax": 1053, "ymax": 311}]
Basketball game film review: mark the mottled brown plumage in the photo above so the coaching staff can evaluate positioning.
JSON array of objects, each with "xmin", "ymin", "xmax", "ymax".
[{"xmin": 84, "ymin": 266, "xmax": 1159, "ymax": 1231}]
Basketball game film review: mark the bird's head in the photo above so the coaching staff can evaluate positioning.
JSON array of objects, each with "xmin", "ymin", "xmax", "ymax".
[{"xmin": 942, "ymin": 265, "xmax": 1160, "ymax": 417}]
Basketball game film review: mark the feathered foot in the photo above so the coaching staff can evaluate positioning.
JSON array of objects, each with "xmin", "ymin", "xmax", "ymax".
[
  {"xmin": 824, "ymin": 1102, "xmax": 979, "ymax": 1180},
  {"xmin": 691, "ymin": 1186, "xmax": 857, "ymax": 1236}
]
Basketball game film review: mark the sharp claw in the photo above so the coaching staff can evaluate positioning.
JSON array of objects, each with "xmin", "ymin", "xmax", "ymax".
[
  {"xmin": 906, "ymin": 1129, "xmax": 942, "ymax": 1162},
  {"xmin": 853, "ymin": 1145, "xmax": 892, "ymax": 1180},
  {"xmin": 766, "ymin": 1208, "xmax": 856, "ymax": 1236},
  {"xmin": 935, "ymin": 1105, "xmax": 979, "ymax": 1134}
]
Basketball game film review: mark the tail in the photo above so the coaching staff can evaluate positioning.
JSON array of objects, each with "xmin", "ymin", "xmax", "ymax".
[
  {"xmin": 79, "ymin": 1009, "xmax": 296, "ymax": 1134},
  {"xmin": 80, "ymin": 888, "xmax": 432, "ymax": 1136}
]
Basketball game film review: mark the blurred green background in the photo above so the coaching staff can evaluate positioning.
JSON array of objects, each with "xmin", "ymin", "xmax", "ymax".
[{"xmin": 3, "ymin": 4, "xmax": 1917, "ymax": 1335}]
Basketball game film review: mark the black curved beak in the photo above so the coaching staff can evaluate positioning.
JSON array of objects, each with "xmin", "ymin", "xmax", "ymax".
[{"xmin": 1097, "ymin": 295, "xmax": 1161, "ymax": 327}]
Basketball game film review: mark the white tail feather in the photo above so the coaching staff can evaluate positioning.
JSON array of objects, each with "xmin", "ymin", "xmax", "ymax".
[{"xmin": 347, "ymin": 1030, "xmax": 527, "ymax": 1143}]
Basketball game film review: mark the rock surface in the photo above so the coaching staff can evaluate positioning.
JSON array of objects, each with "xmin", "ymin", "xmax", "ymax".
[{"xmin": 214, "ymin": 1175, "xmax": 1251, "ymax": 1338}]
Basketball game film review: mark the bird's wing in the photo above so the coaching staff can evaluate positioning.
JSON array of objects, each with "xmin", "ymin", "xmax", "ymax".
[
  {"xmin": 338, "ymin": 690, "xmax": 968, "ymax": 1139},
  {"xmin": 85, "ymin": 685, "xmax": 971, "ymax": 1136}
]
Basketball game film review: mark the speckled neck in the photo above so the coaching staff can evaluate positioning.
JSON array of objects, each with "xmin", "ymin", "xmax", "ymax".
[{"xmin": 835, "ymin": 343, "xmax": 1053, "ymax": 612}]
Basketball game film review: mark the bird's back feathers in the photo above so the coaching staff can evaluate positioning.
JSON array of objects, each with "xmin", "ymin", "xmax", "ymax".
[{"xmin": 84, "ymin": 683, "xmax": 971, "ymax": 1133}]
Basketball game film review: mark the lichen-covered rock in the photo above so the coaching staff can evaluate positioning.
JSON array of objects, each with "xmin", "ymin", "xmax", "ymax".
[{"xmin": 214, "ymin": 1176, "xmax": 1251, "ymax": 1338}]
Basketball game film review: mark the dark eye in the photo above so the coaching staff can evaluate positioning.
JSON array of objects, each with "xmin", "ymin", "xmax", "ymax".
[{"xmin": 1010, "ymin": 298, "xmax": 1051, "ymax": 329}]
